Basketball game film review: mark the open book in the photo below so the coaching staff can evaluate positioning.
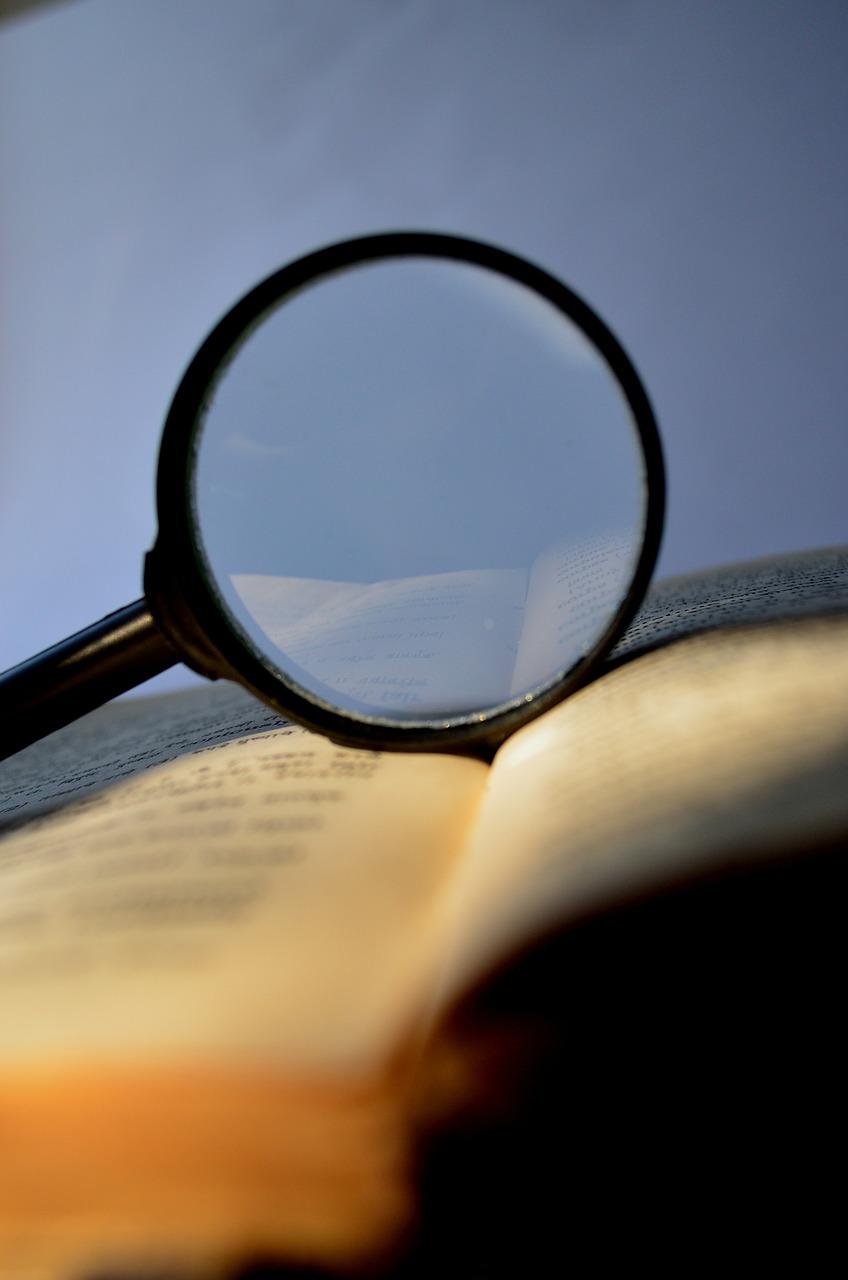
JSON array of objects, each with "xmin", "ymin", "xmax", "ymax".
[{"xmin": 1, "ymin": 546, "xmax": 847, "ymax": 1277}]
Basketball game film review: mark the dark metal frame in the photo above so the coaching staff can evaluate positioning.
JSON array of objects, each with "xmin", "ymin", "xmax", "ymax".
[
  {"xmin": 147, "ymin": 231, "xmax": 665, "ymax": 755},
  {"xmin": 0, "ymin": 231, "xmax": 664, "ymax": 761}
]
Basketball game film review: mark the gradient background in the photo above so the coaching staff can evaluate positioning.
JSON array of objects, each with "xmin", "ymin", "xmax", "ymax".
[{"xmin": 2, "ymin": 0, "xmax": 846, "ymax": 695}]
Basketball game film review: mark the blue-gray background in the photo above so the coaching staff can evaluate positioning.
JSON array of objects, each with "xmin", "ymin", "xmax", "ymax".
[{"xmin": 2, "ymin": 0, "xmax": 846, "ymax": 694}]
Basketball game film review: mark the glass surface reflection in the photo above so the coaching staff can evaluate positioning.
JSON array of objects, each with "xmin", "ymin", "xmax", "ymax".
[{"xmin": 192, "ymin": 256, "xmax": 645, "ymax": 723}]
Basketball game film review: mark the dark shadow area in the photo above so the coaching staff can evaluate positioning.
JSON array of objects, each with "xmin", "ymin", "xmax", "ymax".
[{"xmin": 401, "ymin": 836, "xmax": 847, "ymax": 1276}]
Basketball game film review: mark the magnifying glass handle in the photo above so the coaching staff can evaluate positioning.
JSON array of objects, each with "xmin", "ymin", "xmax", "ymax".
[{"xmin": 0, "ymin": 601, "xmax": 178, "ymax": 762}]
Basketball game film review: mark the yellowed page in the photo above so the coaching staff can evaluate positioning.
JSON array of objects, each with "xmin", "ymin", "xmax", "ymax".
[
  {"xmin": 0, "ymin": 687, "xmax": 489, "ymax": 1280},
  {"xmin": 435, "ymin": 616, "xmax": 848, "ymax": 999},
  {"xmin": 0, "ymin": 716, "xmax": 487, "ymax": 1074}
]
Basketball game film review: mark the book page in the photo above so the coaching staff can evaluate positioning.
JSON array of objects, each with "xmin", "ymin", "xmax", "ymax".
[
  {"xmin": 509, "ymin": 531, "xmax": 635, "ymax": 695},
  {"xmin": 0, "ymin": 683, "xmax": 289, "ymax": 829},
  {"xmin": 614, "ymin": 544, "xmax": 848, "ymax": 661},
  {"xmin": 434, "ymin": 615, "xmax": 848, "ymax": 999},
  {"xmin": 230, "ymin": 574, "xmax": 368, "ymax": 630},
  {"xmin": 0, "ymin": 716, "xmax": 487, "ymax": 1074},
  {"xmin": 233, "ymin": 568, "xmax": 528, "ymax": 715}
]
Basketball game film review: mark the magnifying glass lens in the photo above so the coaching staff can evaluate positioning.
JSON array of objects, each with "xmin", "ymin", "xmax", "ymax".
[{"xmin": 189, "ymin": 253, "xmax": 648, "ymax": 730}]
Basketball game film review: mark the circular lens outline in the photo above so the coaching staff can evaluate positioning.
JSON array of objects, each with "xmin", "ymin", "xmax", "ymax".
[{"xmin": 154, "ymin": 231, "xmax": 665, "ymax": 753}]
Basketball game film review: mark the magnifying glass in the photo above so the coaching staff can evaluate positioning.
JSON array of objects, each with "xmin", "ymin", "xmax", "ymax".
[{"xmin": 0, "ymin": 232, "xmax": 664, "ymax": 760}]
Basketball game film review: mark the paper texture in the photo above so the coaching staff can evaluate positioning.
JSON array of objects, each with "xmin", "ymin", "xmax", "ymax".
[
  {"xmin": 435, "ymin": 615, "xmax": 848, "ymax": 996},
  {"xmin": 0, "ymin": 728, "xmax": 485, "ymax": 1071}
]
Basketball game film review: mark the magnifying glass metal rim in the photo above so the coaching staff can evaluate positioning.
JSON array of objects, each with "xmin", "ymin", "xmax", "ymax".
[{"xmin": 146, "ymin": 230, "xmax": 665, "ymax": 754}]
